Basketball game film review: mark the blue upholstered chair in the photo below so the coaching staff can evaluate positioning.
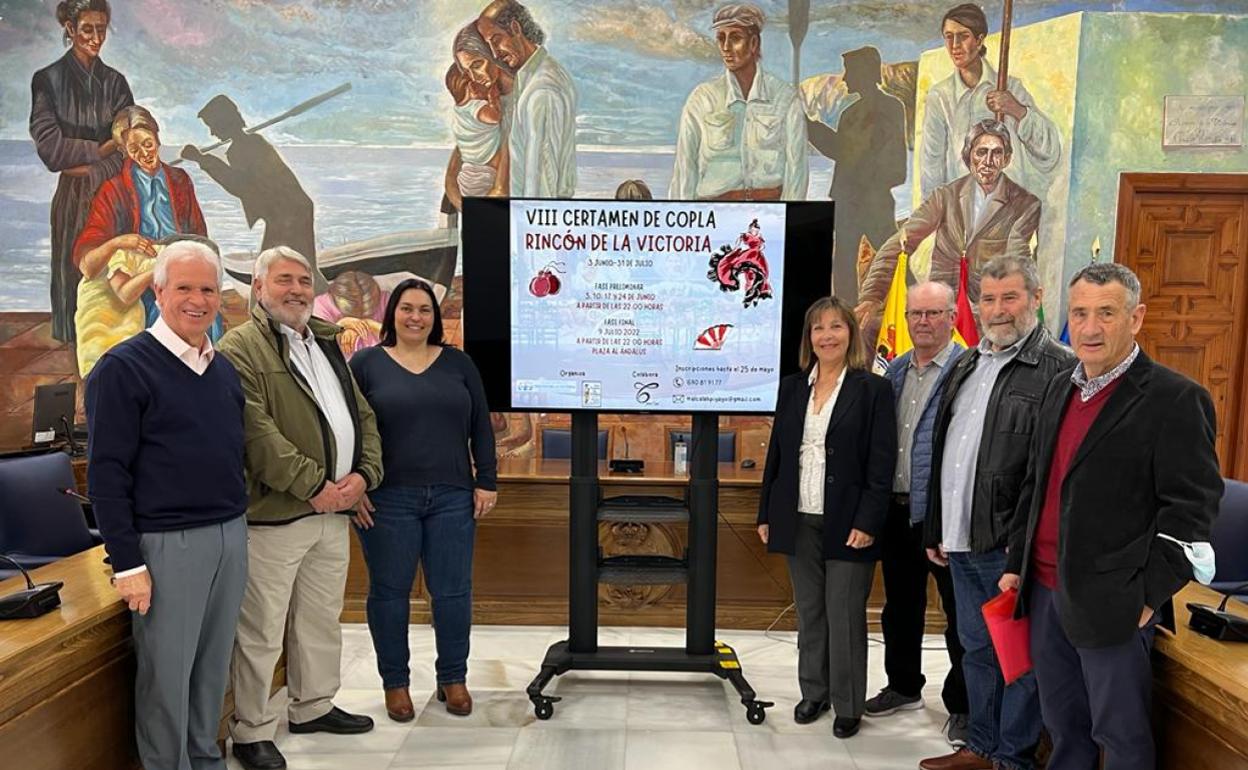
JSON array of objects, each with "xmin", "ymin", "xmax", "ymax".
[
  {"xmin": 541, "ymin": 428, "xmax": 608, "ymax": 460},
  {"xmin": 1211, "ymin": 477, "xmax": 1248, "ymax": 603},
  {"xmin": 0, "ymin": 451, "xmax": 99, "ymax": 580}
]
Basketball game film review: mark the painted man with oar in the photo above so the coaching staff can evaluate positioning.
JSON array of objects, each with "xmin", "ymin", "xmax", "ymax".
[{"xmin": 180, "ymin": 91, "xmax": 346, "ymax": 293}]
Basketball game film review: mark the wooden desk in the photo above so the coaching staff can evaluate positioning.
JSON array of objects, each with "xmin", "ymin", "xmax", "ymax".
[
  {"xmin": 343, "ymin": 458, "xmax": 950, "ymax": 632},
  {"xmin": 0, "ymin": 546, "xmax": 285, "ymax": 770},
  {"xmin": 1154, "ymin": 584, "xmax": 1248, "ymax": 769},
  {"xmin": 0, "ymin": 547, "xmax": 137, "ymax": 770}
]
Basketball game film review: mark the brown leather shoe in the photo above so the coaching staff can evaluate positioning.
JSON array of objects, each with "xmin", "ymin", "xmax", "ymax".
[
  {"xmin": 384, "ymin": 687, "xmax": 415, "ymax": 722},
  {"xmin": 918, "ymin": 748, "xmax": 994, "ymax": 770},
  {"xmin": 437, "ymin": 683, "xmax": 472, "ymax": 716}
]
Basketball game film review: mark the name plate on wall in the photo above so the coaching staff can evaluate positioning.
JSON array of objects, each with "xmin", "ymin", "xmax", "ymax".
[{"xmin": 1163, "ymin": 95, "xmax": 1245, "ymax": 148}]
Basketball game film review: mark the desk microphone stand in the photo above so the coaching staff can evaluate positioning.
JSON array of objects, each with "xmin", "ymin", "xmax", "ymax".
[{"xmin": 525, "ymin": 411, "xmax": 773, "ymax": 724}]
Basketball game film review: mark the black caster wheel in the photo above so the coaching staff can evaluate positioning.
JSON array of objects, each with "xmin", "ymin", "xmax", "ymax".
[
  {"xmin": 746, "ymin": 703, "xmax": 766, "ymax": 725},
  {"xmin": 535, "ymin": 700, "xmax": 554, "ymax": 720}
]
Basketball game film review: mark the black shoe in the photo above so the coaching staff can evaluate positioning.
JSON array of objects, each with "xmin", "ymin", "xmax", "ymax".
[
  {"xmin": 288, "ymin": 706, "xmax": 375, "ymax": 735},
  {"xmin": 232, "ymin": 740, "xmax": 286, "ymax": 770},
  {"xmin": 833, "ymin": 716, "xmax": 861, "ymax": 739},
  {"xmin": 793, "ymin": 699, "xmax": 830, "ymax": 724},
  {"xmin": 864, "ymin": 687, "xmax": 924, "ymax": 717}
]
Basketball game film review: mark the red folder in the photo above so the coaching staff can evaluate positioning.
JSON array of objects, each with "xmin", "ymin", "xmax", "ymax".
[{"xmin": 982, "ymin": 589, "xmax": 1032, "ymax": 684}]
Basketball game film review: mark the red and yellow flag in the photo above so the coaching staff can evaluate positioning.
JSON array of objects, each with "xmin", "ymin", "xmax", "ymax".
[{"xmin": 873, "ymin": 249, "xmax": 913, "ymax": 374}]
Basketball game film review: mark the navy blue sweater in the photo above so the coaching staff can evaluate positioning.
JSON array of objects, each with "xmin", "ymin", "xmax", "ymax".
[
  {"xmin": 350, "ymin": 345, "xmax": 497, "ymax": 491},
  {"xmin": 85, "ymin": 332, "xmax": 247, "ymax": 572}
]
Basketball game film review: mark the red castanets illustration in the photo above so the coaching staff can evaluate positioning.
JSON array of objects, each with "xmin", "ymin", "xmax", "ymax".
[{"xmin": 529, "ymin": 261, "xmax": 566, "ymax": 297}]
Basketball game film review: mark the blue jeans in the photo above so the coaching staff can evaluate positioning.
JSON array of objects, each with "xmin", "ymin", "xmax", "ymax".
[
  {"xmin": 356, "ymin": 484, "xmax": 475, "ymax": 688},
  {"xmin": 948, "ymin": 549, "xmax": 1041, "ymax": 770}
]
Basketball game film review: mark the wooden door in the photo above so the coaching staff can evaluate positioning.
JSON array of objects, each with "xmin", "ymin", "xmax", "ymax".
[{"xmin": 1116, "ymin": 174, "xmax": 1248, "ymax": 480}]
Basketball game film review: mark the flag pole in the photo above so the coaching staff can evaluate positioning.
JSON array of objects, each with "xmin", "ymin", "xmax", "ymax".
[{"xmin": 995, "ymin": 0, "xmax": 1014, "ymax": 122}]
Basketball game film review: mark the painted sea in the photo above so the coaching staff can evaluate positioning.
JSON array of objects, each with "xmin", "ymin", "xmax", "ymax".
[{"xmin": 0, "ymin": 139, "xmax": 913, "ymax": 310}]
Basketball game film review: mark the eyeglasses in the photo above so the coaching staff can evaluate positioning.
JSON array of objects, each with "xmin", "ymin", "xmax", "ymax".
[{"xmin": 905, "ymin": 309, "xmax": 948, "ymax": 321}]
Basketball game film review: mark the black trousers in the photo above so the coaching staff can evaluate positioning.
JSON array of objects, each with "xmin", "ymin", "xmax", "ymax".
[
  {"xmin": 1030, "ymin": 583, "xmax": 1156, "ymax": 770},
  {"xmin": 879, "ymin": 496, "xmax": 969, "ymax": 713}
]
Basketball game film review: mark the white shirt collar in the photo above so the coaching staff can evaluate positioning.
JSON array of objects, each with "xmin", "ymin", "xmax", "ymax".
[
  {"xmin": 278, "ymin": 321, "xmax": 314, "ymax": 344},
  {"xmin": 516, "ymin": 46, "xmax": 548, "ymax": 95},
  {"xmin": 953, "ymin": 59, "xmax": 996, "ymax": 102},
  {"xmin": 724, "ymin": 67, "xmax": 770, "ymax": 107},
  {"xmin": 148, "ymin": 317, "xmax": 214, "ymax": 374}
]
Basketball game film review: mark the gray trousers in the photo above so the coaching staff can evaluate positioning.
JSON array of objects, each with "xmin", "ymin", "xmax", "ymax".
[
  {"xmin": 786, "ymin": 513, "xmax": 875, "ymax": 718},
  {"xmin": 134, "ymin": 516, "xmax": 248, "ymax": 770}
]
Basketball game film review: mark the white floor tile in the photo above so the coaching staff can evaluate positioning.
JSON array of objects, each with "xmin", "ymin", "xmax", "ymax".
[
  {"xmin": 389, "ymin": 726, "xmax": 520, "ymax": 767},
  {"xmin": 507, "ymin": 727, "xmax": 627, "ymax": 770},
  {"xmin": 733, "ymin": 730, "xmax": 857, "ymax": 770},
  {"xmin": 625, "ymin": 680, "xmax": 733, "ymax": 731},
  {"xmin": 625, "ymin": 730, "xmax": 740, "ymax": 770}
]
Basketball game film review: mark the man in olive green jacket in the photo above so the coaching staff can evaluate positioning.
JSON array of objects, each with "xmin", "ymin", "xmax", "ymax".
[{"xmin": 217, "ymin": 246, "xmax": 383, "ymax": 770}]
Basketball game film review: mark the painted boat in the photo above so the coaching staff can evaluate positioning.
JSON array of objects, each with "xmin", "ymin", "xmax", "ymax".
[{"xmin": 222, "ymin": 227, "xmax": 459, "ymax": 294}]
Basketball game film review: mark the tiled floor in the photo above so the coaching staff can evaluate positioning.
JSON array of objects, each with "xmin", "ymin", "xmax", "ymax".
[{"xmin": 225, "ymin": 625, "xmax": 960, "ymax": 770}]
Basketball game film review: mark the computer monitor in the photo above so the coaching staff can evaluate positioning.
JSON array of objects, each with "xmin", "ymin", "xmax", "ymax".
[{"xmin": 31, "ymin": 383, "xmax": 76, "ymax": 446}]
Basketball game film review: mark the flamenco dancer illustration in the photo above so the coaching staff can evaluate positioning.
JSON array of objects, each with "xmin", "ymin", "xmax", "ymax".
[{"xmin": 708, "ymin": 218, "xmax": 772, "ymax": 307}]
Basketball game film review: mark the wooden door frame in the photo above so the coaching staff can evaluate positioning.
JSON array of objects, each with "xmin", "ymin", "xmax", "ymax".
[{"xmin": 1115, "ymin": 172, "xmax": 1248, "ymax": 480}]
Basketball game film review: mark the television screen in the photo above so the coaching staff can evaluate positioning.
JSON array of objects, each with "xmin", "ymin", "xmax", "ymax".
[{"xmin": 463, "ymin": 198, "xmax": 833, "ymax": 414}]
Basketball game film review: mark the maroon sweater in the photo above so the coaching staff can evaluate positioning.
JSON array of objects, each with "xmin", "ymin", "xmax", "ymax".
[{"xmin": 1032, "ymin": 377, "xmax": 1124, "ymax": 589}]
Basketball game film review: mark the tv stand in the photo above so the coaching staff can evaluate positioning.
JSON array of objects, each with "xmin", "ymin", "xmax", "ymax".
[{"xmin": 524, "ymin": 411, "xmax": 774, "ymax": 725}]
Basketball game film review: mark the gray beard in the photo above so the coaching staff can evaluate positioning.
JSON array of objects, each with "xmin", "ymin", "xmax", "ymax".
[{"xmin": 261, "ymin": 297, "xmax": 312, "ymax": 330}]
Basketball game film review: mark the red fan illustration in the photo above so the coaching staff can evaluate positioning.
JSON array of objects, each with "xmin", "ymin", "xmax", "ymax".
[
  {"xmin": 528, "ymin": 261, "xmax": 565, "ymax": 298},
  {"xmin": 707, "ymin": 218, "xmax": 773, "ymax": 308},
  {"xmin": 693, "ymin": 323, "xmax": 733, "ymax": 350}
]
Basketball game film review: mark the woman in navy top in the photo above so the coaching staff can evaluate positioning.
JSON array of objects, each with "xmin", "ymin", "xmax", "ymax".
[{"xmin": 349, "ymin": 278, "xmax": 497, "ymax": 722}]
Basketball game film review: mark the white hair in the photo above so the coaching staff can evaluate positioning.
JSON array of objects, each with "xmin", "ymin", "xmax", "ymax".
[
  {"xmin": 252, "ymin": 245, "xmax": 312, "ymax": 283},
  {"xmin": 153, "ymin": 240, "xmax": 221, "ymax": 288}
]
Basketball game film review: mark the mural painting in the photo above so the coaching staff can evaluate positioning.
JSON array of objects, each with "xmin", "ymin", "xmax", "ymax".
[{"xmin": 1, "ymin": 0, "xmax": 1246, "ymax": 456}]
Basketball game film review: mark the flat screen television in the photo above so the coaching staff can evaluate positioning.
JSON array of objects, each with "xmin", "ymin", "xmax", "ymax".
[{"xmin": 462, "ymin": 198, "xmax": 833, "ymax": 414}]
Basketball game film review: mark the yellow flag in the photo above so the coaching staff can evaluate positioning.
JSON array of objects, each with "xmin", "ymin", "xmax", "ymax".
[{"xmin": 872, "ymin": 250, "xmax": 913, "ymax": 374}]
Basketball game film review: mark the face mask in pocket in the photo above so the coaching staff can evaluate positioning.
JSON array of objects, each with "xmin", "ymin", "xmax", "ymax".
[{"xmin": 1156, "ymin": 533, "xmax": 1217, "ymax": 585}]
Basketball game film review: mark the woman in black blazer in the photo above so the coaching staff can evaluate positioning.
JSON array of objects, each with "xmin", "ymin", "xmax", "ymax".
[{"xmin": 757, "ymin": 296, "xmax": 897, "ymax": 738}]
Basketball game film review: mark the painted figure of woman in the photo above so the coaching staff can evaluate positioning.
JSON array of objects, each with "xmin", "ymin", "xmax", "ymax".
[
  {"xmin": 29, "ymin": 0, "xmax": 133, "ymax": 343},
  {"xmin": 73, "ymin": 106, "xmax": 215, "ymax": 375}
]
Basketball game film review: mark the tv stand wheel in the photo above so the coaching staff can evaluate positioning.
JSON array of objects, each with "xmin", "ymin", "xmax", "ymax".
[
  {"xmin": 534, "ymin": 699, "xmax": 555, "ymax": 720},
  {"xmin": 746, "ymin": 702, "xmax": 766, "ymax": 725}
]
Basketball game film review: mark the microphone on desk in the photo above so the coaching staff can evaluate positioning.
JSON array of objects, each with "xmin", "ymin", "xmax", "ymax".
[
  {"xmin": 1187, "ymin": 581, "xmax": 1248, "ymax": 643},
  {"xmin": 60, "ymin": 415, "xmax": 82, "ymax": 456},
  {"xmin": 59, "ymin": 487, "xmax": 91, "ymax": 504},
  {"xmin": 1217, "ymin": 581, "xmax": 1248, "ymax": 613},
  {"xmin": 0, "ymin": 554, "xmax": 64, "ymax": 620},
  {"xmin": 609, "ymin": 426, "xmax": 643, "ymax": 473}
]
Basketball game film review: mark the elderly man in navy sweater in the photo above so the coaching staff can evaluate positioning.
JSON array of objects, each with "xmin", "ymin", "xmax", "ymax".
[{"xmin": 86, "ymin": 239, "xmax": 248, "ymax": 770}]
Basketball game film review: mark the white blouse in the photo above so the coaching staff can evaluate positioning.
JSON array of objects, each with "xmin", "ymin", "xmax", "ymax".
[{"xmin": 797, "ymin": 365, "xmax": 846, "ymax": 515}]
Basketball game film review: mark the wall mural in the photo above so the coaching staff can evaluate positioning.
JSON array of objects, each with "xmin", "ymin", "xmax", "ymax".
[{"xmin": 1, "ymin": 0, "xmax": 1245, "ymax": 456}]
